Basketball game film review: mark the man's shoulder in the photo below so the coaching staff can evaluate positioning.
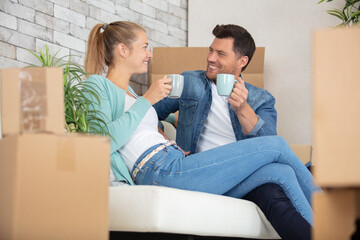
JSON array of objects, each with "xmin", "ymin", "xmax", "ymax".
[
  {"xmin": 182, "ymin": 70, "xmax": 206, "ymax": 79},
  {"xmin": 181, "ymin": 70, "xmax": 208, "ymax": 88},
  {"xmin": 245, "ymin": 82, "xmax": 275, "ymax": 103}
]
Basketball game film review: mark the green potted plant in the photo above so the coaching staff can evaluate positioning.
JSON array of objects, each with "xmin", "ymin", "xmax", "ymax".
[
  {"xmin": 27, "ymin": 46, "xmax": 111, "ymax": 138},
  {"xmin": 318, "ymin": 0, "xmax": 360, "ymax": 26}
]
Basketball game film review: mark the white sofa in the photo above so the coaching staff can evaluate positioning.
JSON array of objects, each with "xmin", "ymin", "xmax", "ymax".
[
  {"xmin": 109, "ymin": 185, "xmax": 280, "ymax": 239},
  {"xmin": 108, "ymin": 47, "xmax": 311, "ymax": 239},
  {"xmin": 108, "ymin": 120, "xmax": 281, "ymax": 239}
]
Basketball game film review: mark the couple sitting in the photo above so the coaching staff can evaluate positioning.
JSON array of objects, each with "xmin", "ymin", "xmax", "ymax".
[{"xmin": 83, "ymin": 21, "xmax": 319, "ymax": 240}]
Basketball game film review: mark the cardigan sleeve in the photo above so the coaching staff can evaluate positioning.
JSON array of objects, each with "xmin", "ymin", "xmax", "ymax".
[
  {"xmin": 84, "ymin": 75, "xmax": 151, "ymax": 154},
  {"xmin": 84, "ymin": 75, "xmax": 152, "ymax": 185}
]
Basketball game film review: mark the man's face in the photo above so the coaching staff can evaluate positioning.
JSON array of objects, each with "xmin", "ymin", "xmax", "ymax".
[{"xmin": 206, "ymin": 37, "xmax": 241, "ymax": 80}]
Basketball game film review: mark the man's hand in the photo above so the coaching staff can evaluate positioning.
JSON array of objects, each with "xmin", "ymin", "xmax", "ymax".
[
  {"xmin": 228, "ymin": 77, "xmax": 248, "ymax": 113},
  {"xmin": 158, "ymin": 127, "xmax": 190, "ymax": 156},
  {"xmin": 228, "ymin": 77, "xmax": 258, "ymax": 135},
  {"xmin": 180, "ymin": 147, "xmax": 191, "ymax": 156}
]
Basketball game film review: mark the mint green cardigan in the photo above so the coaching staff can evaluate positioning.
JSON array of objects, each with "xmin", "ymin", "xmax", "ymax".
[{"xmin": 85, "ymin": 75, "xmax": 152, "ymax": 185}]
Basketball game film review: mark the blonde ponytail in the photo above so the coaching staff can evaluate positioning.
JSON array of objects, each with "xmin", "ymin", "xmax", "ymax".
[
  {"xmin": 84, "ymin": 21, "xmax": 145, "ymax": 75},
  {"xmin": 84, "ymin": 24, "xmax": 105, "ymax": 75}
]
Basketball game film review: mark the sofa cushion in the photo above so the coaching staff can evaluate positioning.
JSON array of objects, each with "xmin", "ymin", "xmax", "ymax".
[{"xmin": 109, "ymin": 185, "xmax": 280, "ymax": 239}]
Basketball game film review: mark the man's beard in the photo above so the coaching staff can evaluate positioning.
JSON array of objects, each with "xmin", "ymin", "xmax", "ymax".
[{"xmin": 206, "ymin": 71, "xmax": 217, "ymax": 81}]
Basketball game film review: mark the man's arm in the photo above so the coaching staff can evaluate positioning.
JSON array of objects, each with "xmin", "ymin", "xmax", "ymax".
[
  {"xmin": 229, "ymin": 78, "xmax": 277, "ymax": 137},
  {"xmin": 153, "ymin": 96, "xmax": 180, "ymax": 120},
  {"xmin": 248, "ymin": 93, "xmax": 277, "ymax": 137},
  {"xmin": 231, "ymin": 100, "xmax": 258, "ymax": 135}
]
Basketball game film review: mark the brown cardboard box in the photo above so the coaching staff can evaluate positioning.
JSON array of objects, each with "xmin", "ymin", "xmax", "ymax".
[
  {"xmin": 313, "ymin": 188, "xmax": 359, "ymax": 240},
  {"xmin": 313, "ymin": 27, "xmax": 360, "ymax": 186},
  {"xmin": 0, "ymin": 133, "xmax": 110, "ymax": 240},
  {"xmin": 357, "ymin": 190, "xmax": 360, "ymax": 218},
  {"xmin": 1, "ymin": 68, "xmax": 65, "ymax": 136},
  {"xmin": 289, "ymin": 144, "xmax": 312, "ymax": 165},
  {"xmin": 149, "ymin": 47, "xmax": 265, "ymax": 89}
]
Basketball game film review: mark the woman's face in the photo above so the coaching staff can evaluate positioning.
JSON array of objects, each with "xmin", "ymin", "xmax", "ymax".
[{"xmin": 127, "ymin": 30, "xmax": 152, "ymax": 74}]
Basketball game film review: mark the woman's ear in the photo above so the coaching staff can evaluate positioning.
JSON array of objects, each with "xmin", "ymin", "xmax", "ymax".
[{"xmin": 117, "ymin": 43, "xmax": 129, "ymax": 58}]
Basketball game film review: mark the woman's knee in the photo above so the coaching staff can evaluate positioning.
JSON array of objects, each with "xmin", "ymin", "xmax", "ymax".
[
  {"xmin": 261, "ymin": 163, "xmax": 297, "ymax": 182},
  {"xmin": 272, "ymin": 135, "xmax": 288, "ymax": 148}
]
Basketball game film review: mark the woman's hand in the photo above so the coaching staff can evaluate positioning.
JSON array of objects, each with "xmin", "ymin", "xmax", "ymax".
[{"xmin": 143, "ymin": 75, "xmax": 171, "ymax": 105}]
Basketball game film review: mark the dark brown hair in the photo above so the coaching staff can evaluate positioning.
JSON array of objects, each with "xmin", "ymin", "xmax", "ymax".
[
  {"xmin": 84, "ymin": 21, "xmax": 145, "ymax": 75},
  {"xmin": 212, "ymin": 24, "xmax": 256, "ymax": 71}
]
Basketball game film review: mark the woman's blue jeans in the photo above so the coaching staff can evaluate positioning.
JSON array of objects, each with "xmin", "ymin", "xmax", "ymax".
[{"xmin": 132, "ymin": 135, "xmax": 317, "ymax": 224}]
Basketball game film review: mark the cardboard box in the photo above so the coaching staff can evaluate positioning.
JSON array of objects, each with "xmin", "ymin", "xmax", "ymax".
[
  {"xmin": 149, "ymin": 47, "xmax": 265, "ymax": 89},
  {"xmin": 357, "ymin": 190, "xmax": 360, "ymax": 218},
  {"xmin": 0, "ymin": 133, "xmax": 110, "ymax": 240},
  {"xmin": 313, "ymin": 188, "xmax": 359, "ymax": 240},
  {"xmin": 1, "ymin": 68, "xmax": 65, "ymax": 136},
  {"xmin": 289, "ymin": 144, "xmax": 312, "ymax": 165},
  {"xmin": 313, "ymin": 27, "xmax": 360, "ymax": 186}
]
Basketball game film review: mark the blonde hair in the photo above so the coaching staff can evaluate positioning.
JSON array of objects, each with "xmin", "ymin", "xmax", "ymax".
[{"xmin": 84, "ymin": 21, "xmax": 145, "ymax": 75}]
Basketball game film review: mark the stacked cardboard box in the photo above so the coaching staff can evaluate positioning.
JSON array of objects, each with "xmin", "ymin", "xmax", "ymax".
[
  {"xmin": 0, "ymin": 68, "xmax": 110, "ymax": 240},
  {"xmin": 313, "ymin": 27, "xmax": 360, "ymax": 239},
  {"xmin": 1, "ymin": 68, "xmax": 65, "ymax": 136},
  {"xmin": 149, "ymin": 47, "xmax": 265, "ymax": 89}
]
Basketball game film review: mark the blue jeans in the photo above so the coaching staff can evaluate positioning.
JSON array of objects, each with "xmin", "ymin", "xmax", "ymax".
[{"xmin": 132, "ymin": 136, "xmax": 317, "ymax": 224}]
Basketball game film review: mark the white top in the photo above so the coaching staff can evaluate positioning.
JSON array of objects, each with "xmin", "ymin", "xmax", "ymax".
[
  {"xmin": 118, "ymin": 94, "xmax": 167, "ymax": 172},
  {"xmin": 197, "ymin": 82, "xmax": 236, "ymax": 153}
]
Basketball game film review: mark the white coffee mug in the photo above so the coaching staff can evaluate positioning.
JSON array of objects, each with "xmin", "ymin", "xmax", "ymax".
[
  {"xmin": 216, "ymin": 74, "xmax": 238, "ymax": 97},
  {"xmin": 168, "ymin": 74, "xmax": 184, "ymax": 98}
]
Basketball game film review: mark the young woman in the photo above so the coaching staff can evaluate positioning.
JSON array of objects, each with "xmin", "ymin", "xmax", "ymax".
[{"xmin": 84, "ymin": 21, "xmax": 317, "ymax": 225}]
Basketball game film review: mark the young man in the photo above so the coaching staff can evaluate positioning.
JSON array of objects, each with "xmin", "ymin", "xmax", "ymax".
[{"xmin": 154, "ymin": 24, "xmax": 311, "ymax": 240}]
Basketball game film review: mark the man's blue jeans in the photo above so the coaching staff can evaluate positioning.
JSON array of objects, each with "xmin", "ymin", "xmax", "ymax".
[{"xmin": 133, "ymin": 135, "xmax": 317, "ymax": 224}]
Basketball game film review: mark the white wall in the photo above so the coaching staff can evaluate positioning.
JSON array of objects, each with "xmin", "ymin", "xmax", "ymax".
[{"xmin": 188, "ymin": 0, "xmax": 343, "ymax": 144}]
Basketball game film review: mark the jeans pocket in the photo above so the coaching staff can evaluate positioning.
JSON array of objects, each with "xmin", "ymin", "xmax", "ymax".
[
  {"xmin": 179, "ymin": 99, "xmax": 198, "ymax": 126},
  {"xmin": 149, "ymin": 148, "xmax": 169, "ymax": 167}
]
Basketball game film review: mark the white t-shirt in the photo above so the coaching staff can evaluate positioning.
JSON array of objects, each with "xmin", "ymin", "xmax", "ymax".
[
  {"xmin": 197, "ymin": 82, "xmax": 236, "ymax": 153},
  {"xmin": 118, "ymin": 95, "xmax": 167, "ymax": 172}
]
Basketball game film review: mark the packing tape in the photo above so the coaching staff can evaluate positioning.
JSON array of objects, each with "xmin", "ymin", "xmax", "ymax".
[
  {"xmin": 19, "ymin": 69, "xmax": 48, "ymax": 132},
  {"xmin": 57, "ymin": 137, "xmax": 76, "ymax": 171}
]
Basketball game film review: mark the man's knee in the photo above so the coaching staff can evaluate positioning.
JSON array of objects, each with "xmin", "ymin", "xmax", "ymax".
[{"xmin": 243, "ymin": 183, "xmax": 293, "ymax": 217}]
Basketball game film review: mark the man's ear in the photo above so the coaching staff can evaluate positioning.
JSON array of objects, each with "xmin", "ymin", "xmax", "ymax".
[
  {"xmin": 237, "ymin": 55, "xmax": 249, "ymax": 72},
  {"xmin": 117, "ymin": 43, "xmax": 129, "ymax": 58}
]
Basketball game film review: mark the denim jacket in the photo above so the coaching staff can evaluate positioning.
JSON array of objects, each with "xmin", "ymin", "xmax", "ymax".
[{"xmin": 153, "ymin": 70, "xmax": 277, "ymax": 153}]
